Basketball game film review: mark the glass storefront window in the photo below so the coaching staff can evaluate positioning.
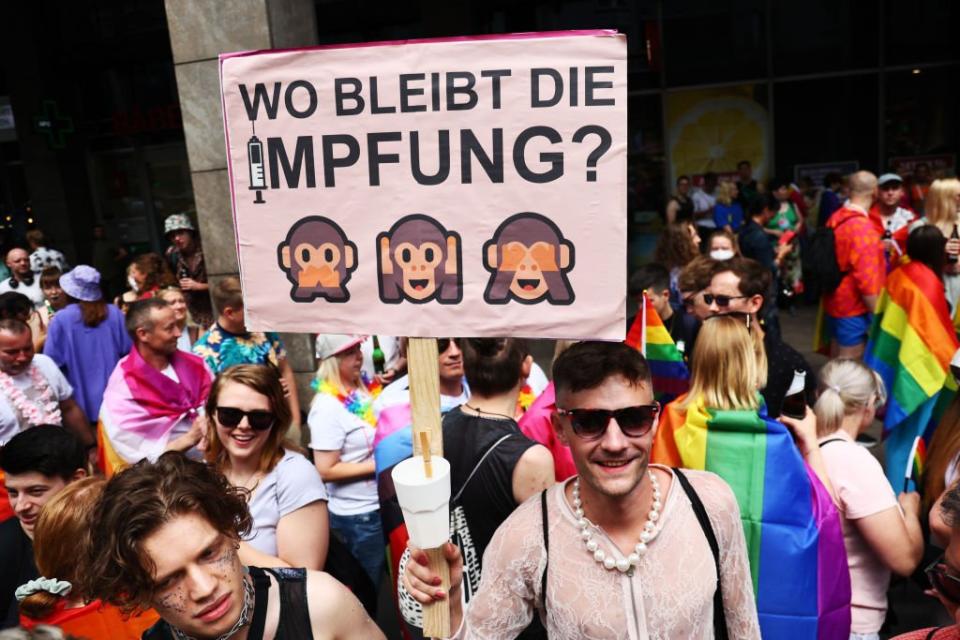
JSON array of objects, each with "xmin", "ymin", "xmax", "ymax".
[
  {"xmin": 662, "ymin": 0, "xmax": 767, "ymax": 87},
  {"xmin": 771, "ymin": 0, "xmax": 878, "ymax": 76},
  {"xmin": 885, "ymin": 0, "xmax": 960, "ymax": 65},
  {"xmin": 773, "ymin": 74, "xmax": 878, "ymax": 180}
]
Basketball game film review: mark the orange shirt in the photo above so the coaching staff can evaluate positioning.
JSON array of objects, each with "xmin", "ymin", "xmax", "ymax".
[
  {"xmin": 824, "ymin": 204, "xmax": 886, "ymax": 318},
  {"xmin": 21, "ymin": 599, "xmax": 159, "ymax": 639}
]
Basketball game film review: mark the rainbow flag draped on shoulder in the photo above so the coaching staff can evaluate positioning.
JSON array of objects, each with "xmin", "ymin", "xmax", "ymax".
[
  {"xmin": 97, "ymin": 348, "xmax": 212, "ymax": 477},
  {"xmin": 626, "ymin": 293, "xmax": 689, "ymax": 403},
  {"xmin": 864, "ymin": 260, "xmax": 959, "ymax": 487},
  {"xmin": 652, "ymin": 394, "xmax": 851, "ymax": 639}
]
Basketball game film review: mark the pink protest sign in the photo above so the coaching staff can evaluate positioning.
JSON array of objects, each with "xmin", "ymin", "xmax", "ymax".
[{"xmin": 219, "ymin": 30, "xmax": 626, "ymax": 339}]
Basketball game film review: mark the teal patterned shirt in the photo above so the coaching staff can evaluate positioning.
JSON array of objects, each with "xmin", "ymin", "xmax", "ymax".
[{"xmin": 192, "ymin": 324, "xmax": 287, "ymax": 373}]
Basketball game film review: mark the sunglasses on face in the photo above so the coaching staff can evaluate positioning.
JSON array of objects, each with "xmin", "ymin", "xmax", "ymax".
[
  {"xmin": 437, "ymin": 338, "xmax": 460, "ymax": 353},
  {"xmin": 702, "ymin": 293, "xmax": 750, "ymax": 307},
  {"xmin": 926, "ymin": 555, "xmax": 960, "ymax": 604},
  {"xmin": 215, "ymin": 407, "xmax": 276, "ymax": 431},
  {"xmin": 556, "ymin": 404, "xmax": 660, "ymax": 440}
]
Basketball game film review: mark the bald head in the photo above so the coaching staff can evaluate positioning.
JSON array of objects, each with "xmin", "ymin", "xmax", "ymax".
[
  {"xmin": 849, "ymin": 171, "xmax": 878, "ymax": 198},
  {"xmin": 4, "ymin": 248, "xmax": 30, "ymax": 279}
]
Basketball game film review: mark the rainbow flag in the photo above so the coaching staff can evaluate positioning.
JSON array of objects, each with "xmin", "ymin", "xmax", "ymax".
[
  {"xmin": 864, "ymin": 260, "xmax": 959, "ymax": 487},
  {"xmin": 625, "ymin": 293, "xmax": 689, "ymax": 403},
  {"xmin": 903, "ymin": 436, "xmax": 927, "ymax": 492},
  {"xmin": 653, "ymin": 394, "xmax": 851, "ymax": 639}
]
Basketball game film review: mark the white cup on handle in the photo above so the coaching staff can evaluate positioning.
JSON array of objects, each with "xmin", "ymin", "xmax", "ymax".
[{"xmin": 391, "ymin": 455, "xmax": 451, "ymax": 549}]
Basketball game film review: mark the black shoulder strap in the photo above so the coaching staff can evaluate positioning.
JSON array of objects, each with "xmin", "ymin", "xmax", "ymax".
[
  {"xmin": 818, "ymin": 438, "xmax": 844, "ymax": 448},
  {"xmin": 247, "ymin": 566, "xmax": 271, "ymax": 640},
  {"xmin": 926, "ymin": 627, "xmax": 944, "ymax": 640},
  {"xmin": 673, "ymin": 468, "xmax": 728, "ymax": 640},
  {"xmin": 540, "ymin": 489, "xmax": 549, "ymax": 612},
  {"xmin": 450, "ymin": 433, "xmax": 512, "ymax": 504},
  {"xmin": 264, "ymin": 567, "xmax": 313, "ymax": 640}
]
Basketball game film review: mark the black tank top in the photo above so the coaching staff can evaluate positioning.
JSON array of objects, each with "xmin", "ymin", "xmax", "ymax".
[{"xmin": 142, "ymin": 566, "xmax": 313, "ymax": 640}]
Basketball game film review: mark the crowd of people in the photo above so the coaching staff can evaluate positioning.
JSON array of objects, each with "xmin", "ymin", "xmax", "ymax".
[{"xmin": 2, "ymin": 166, "xmax": 960, "ymax": 640}]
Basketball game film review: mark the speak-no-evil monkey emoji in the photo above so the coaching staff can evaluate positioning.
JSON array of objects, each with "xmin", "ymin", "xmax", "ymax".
[
  {"xmin": 377, "ymin": 214, "xmax": 463, "ymax": 304},
  {"xmin": 483, "ymin": 212, "xmax": 575, "ymax": 305},
  {"xmin": 278, "ymin": 216, "xmax": 358, "ymax": 302}
]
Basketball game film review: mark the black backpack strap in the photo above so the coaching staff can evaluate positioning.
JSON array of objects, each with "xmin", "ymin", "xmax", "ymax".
[
  {"xmin": 540, "ymin": 489, "xmax": 549, "ymax": 612},
  {"xmin": 673, "ymin": 468, "xmax": 728, "ymax": 640},
  {"xmin": 818, "ymin": 438, "xmax": 844, "ymax": 448},
  {"xmin": 926, "ymin": 627, "xmax": 944, "ymax": 640}
]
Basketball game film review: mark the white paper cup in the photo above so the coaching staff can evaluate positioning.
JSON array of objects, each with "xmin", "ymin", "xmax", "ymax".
[{"xmin": 391, "ymin": 455, "xmax": 451, "ymax": 549}]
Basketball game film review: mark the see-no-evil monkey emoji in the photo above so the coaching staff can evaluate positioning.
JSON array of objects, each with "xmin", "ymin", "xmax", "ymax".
[
  {"xmin": 483, "ymin": 212, "xmax": 575, "ymax": 305},
  {"xmin": 377, "ymin": 214, "xmax": 462, "ymax": 304},
  {"xmin": 278, "ymin": 216, "xmax": 358, "ymax": 302}
]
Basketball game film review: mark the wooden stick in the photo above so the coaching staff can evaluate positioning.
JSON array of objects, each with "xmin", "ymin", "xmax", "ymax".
[
  {"xmin": 407, "ymin": 337, "xmax": 449, "ymax": 638},
  {"xmin": 419, "ymin": 431, "xmax": 433, "ymax": 478}
]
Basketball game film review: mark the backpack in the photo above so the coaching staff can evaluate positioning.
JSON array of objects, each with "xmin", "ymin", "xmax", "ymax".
[{"xmin": 801, "ymin": 214, "xmax": 856, "ymax": 298}]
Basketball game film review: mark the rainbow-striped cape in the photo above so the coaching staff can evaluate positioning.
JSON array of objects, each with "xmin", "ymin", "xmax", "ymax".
[
  {"xmin": 626, "ymin": 294, "xmax": 690, "ymax": 403},
  {"xmin": 865, "ymin": 260, "xmax": 959, "ymax": 486},
  {"xmin": 653, "ymin": 394, "xmax": 851, "ymax": 639}
]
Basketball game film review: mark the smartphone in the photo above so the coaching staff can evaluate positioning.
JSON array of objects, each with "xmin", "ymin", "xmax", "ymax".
[{"xmin": 781, "ymin": 389, "xmax": 807, "ymax": 420}]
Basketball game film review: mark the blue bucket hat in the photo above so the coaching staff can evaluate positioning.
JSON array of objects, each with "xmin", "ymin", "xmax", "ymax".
[{"xmin": 59, "ymin": 265, "xmax": 102, "ymax": 302}]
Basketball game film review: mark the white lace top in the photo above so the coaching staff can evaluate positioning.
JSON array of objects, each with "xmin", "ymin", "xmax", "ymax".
[{"xmin": 449, "ymin": 466, "xmax": 761, "ymax": 639}]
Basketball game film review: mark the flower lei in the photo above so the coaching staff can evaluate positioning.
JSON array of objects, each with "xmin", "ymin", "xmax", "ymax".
[
  {"xmin": 515, "ymin": 383, "xmax": 535, "ymax": 416},
  {"xmin": 313, "ymin": 373, "xmax": 383, "ymax": 427},
  {"xmin": 0, "ymin": 364, "xmax": 63, "ymax": 427}
]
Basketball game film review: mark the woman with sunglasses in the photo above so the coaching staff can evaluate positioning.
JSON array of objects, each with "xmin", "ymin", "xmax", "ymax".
[
  {"xmin": 653, "ymin": 314, "xmax": 850, "ymax": 638},
  {"xmin": 813, "ymin": 359, "xmax": 923, "ymax": 639},
  {"xmin": 308, "ymin": 334, "xmax": 384, "ymax": 588},
  {"xmin": 205, "ymin": 364, "xmax": 329, "ymax": 570}
]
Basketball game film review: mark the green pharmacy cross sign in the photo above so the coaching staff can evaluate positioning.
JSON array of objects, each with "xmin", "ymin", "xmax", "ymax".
[{"xmin": 33, "ymin": 100, "xmax": 74, "ymax": 149}]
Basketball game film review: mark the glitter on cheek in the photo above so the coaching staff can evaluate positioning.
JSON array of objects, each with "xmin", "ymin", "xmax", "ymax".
[{"xmin": 155, "ymin": 587, "xmax": 188, "ymax": 614}]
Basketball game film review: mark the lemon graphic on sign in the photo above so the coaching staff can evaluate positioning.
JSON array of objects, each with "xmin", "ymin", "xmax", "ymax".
[{"xmin": 667, "ymin": 96, "xmax": 769, "ymax": 181}]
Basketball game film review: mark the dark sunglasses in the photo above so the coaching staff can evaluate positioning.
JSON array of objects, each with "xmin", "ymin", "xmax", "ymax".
[
  {"xmin": 215, "ymin": 407, "xmax": 276, "ymax": 431},
  {"xmin": 556, "ymin": 404, "xmax": 660, "ymax": 440},
  {"xmin": 926, "ymin": 555, "xmax": 960, "ymax": 604},
  {"xmin": 437, "ymin": 338, "xmax": 461, "ymax": 353},
  {"xmin": 701, "ymin": 293, "xmax": 750, "ymax": 307}
]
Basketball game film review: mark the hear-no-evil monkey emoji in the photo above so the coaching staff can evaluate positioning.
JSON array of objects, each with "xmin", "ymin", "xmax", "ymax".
[
  {"xmin": 277, "ymin": 216, "xmax": 358, "ymax": 302},
  {"xmin": 483, "ymin": 212, "xmax": 575, "ymax": 305},
  {"xmin": 377, "ymin": 214, "xmax": 463, "ymax": 304}
]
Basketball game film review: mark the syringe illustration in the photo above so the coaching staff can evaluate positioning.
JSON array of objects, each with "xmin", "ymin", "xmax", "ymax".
[{"xmin": 247, "ymin": 121, "xmax": 267, "ymax": 204}]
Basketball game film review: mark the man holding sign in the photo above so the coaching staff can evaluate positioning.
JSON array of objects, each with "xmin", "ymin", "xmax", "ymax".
[{"xmin": 403, "ymin": 342, "xmax": 761, "ymax": 638}]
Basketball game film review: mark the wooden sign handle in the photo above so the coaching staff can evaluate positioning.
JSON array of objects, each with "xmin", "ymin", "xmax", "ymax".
[{"xmin": 407, "ymin": 337, "xmax": 450, "ymax": 638}]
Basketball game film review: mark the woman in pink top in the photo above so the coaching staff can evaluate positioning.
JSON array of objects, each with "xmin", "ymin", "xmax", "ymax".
[{"xmin": 814, "ymin": 359, "xmax": 924, "ymax": 639}]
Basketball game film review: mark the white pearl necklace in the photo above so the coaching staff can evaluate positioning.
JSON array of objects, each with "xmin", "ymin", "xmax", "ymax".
[{"xmin": 572, "ymin": 470, "xmax": 662, "ymax": 573}]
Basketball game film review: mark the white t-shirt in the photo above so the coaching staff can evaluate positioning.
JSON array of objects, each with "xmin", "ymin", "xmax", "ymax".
[
  {"xmin": 373, "ymin": 374, "xmax": 470, "ymax": 418},
  {"xmin": 0, "ymin": 277, "xmax": 45, "ymax": 309},
  {"xmin": 245, "ymin": 449, "xmax": 328, "ymax": 556},
  {"xmin": 0, "ymin": 354, "xmax": 73, "ymax": 444},
  {"xmin": 308, "ymin": 393, "xmax": 379, "ymax": 516},
  {"xmin": 691, "ymin": 187, "xmax": 717, "ymax": 228}
]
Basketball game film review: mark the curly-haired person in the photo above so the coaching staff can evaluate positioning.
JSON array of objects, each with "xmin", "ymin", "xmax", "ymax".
[{"xmin": 83, "ymin": 452, "xmax": 383, "ymax": 640}]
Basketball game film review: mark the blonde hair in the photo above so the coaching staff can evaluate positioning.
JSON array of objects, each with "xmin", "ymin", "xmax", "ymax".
[
  {"xmin": 20, "ymin": 477, "xmax": 105, "ymax": 620},
  {"xmin": 924, "ymin": 178, "xmax": 960, "ymax": 232},
  {"xmin": 314, "ymin": 349, "xmax": 368, "ymax": 393},
  {"xmin": 716, "ymin": 180, "xmax": 738, "ymax": 206},
  {"xmin": 684, "ymin": 314, "xmax": 767, "ymax": 411},
  {"xmin": 813, "ymin": 359, "xmax": 886, "ymax": 438}
]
